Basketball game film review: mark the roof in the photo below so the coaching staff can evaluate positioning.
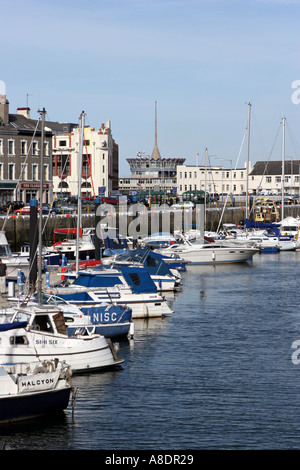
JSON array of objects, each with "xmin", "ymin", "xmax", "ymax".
[
  {"xmin": 0, "ymin": 113, "xmax": 78, "ymax": 136},
  {"xmin": 250, "ymin": 160, "xmax": 300, "ymax": 176}
]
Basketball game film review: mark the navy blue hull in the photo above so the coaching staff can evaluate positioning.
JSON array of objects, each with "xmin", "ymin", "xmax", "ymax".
[{"xmin": 0, "ymin": 388, "xmax": 71, "ymax": 424}]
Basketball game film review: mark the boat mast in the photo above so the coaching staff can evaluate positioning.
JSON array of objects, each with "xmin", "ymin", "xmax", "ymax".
[
  {"xmin": 76, "ymin": 111, "xmax": 85, "ymax": 274},
  {"xmin": 37, "ymin": 107, "xmax": 46, "ymax": 305},
  {"xmin": 281, "ymin": 116, "xmax": 285, "ymax": 220},
  {"xmin": 246, "ymin": 102, "xmax": 251, "ymax": 221},
  {"xmin": 204, "ymin": 147, "xmax": 207, "ymax": 222}
]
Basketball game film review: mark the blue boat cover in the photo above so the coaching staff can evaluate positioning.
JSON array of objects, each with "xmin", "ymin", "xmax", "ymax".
[
  {"xmin": 117, "ymin": 265, "xmax": 157, "ymax": 293},
  {"xmin": 114, "ymin": 248, "xmax": 173, "ymax": 277},
  {"xmin": 0, "ymin": 321, "xmax": 28, "ymax": 331},
  {"xmin": 71, "ymin": 265, "xmax": 157, "ymax": 294},
  {"xmin": 245, "ymin": 219, "xmax": 280, "ymax": 229}
]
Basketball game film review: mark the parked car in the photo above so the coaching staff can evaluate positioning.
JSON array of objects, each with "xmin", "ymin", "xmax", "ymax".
[
  {"xmin": 101, "ymin": 196, "xmax": 120, "ymax": 205},
  {"xmin": 172, "ymin": 201, "xmax": 195, "ymax": 210},
  {"xmin": 14, "ymin": 205, "xmax": 31, "ymax": 215},
  {"xmin": 42, "ymin": 204, "xmax": 62, "ymax": 215},
  {"xmin": 7, "ymin": 201, "xmax": 25, "ymax": 211}
]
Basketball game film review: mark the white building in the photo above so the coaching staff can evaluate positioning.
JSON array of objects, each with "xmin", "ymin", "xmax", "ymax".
[
  {"xmin": 52, "ymin": 121, "xmax": 118, "ymax": 199},
  {"xmin": 176, "ymin": 163, "xmax": 248, "ymax": 196}
]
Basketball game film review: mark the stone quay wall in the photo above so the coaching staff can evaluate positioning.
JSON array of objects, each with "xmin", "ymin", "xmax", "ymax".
[{"xmin": 2, "ymin": 204, "xmax": 300, "ymax": 250}]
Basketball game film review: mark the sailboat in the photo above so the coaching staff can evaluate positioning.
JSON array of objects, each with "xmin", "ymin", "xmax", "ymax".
[{"xmin": 0, "ymin": 110, "xmax": 123, "ymax": 373}]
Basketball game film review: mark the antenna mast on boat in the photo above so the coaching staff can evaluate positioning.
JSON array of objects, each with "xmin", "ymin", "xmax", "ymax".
[
  {"xmin": 281, "ymin": 116, "xmax": 286, "ymax": 220},
  {"xmin": 246, "ymin": 102, "xmax": 251, "ymax": 221},
  {"xmin": 37, "ymin": 107, "xmax": 46, "ymax": 305},
  {"xmin": 76, "ymin": 111, "xmax": 85, "ymax": 274}
]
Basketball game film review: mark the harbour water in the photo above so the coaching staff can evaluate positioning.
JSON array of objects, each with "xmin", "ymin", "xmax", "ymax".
[{"xmin": 1, "ymin": 251, "xmax": 300, "ymax": 451}]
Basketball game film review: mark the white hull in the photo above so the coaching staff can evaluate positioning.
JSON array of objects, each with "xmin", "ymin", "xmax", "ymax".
[
  {"xmin": 0, "ymin": 327, "xmax": 120, "ymax": 373},
  {"xmin": 0, "ymin": 306, "xmax": 123, "ymax": 373},
  {"xmin": 159, "ymin": 243, "xmax": 258, "ymax": 264},
  {"xmin": 48, "ymin": 285, "xmax": 173, "ymax": 319}
]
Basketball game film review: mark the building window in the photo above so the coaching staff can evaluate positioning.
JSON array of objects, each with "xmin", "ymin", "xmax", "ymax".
[
  {"xmin": 21, "ymin": 140, "xmax": 27, "ymax": 156},
  {"xmin": 266, "ymin": 177, "xmax": 272, "ymax": 183},
  {"xmin": 32, "ymin": 141, "xmax": 38, "ymax": 156},
  {"xmin": 8, "ymin": 163, "xmax": 15, "ymax": 180},
  {"xmin": 275, "ymin": 176, "xmax": 281, "ymax": 183},
  {"xmin": 44, "ymin": 141, "xmax": 49, "ymax": 156},
  {"xmin": 0, "ymin": 163, "xmax": 3, "ymax": 180},
  {"xmin": 0, "ymin": 139, "xmax": 3, "ymax": 155},
  {"xmin": 32, "ymin": 164, "xmax": 38, "ymax": 180},
  {"xmin": 21, "ymin": 163, "xmax": 27, "ymax": 180},
  {"xmin": 43, "ymin": 164, "xmax": 49, "ymax": 180},
  {"xmin": 8, "ymin": 140, "xmax": 15, "ymax": 155}
]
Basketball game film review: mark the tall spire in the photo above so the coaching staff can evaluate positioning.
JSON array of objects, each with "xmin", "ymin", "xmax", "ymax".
[{"xmin": 151, "ymin": 100, "xmax": 161, "ymax": 160}]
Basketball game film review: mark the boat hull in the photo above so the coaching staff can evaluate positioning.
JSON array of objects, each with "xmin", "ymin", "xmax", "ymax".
[
  {"xmin": 0, "ymin": 327, "xmax": 123, "ymax": 373},
  {"xmin": 0, "ymin": 387, "xmax": 71, "ymax": 424},
  {"xmin": 57, "ymin": 290, "xmax": 173, "ymax": 319},
  {"xmin": 162, "ymin": 246, "xmax": 258, "ymax": 264}
]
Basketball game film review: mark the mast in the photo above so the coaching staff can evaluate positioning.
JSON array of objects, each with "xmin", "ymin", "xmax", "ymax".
[
  {"xmin": 204, "ymin": 147, "xmax": 207, "ymax": 218},
  {"xmin": 246, "ymin": 102, "xmax": 251, "ymax": 221},
  {"xmin": 37, "ymin": 107, "xmax": 46, "ymax": 305},
  {"xmin": 76, "ymin": 111, "xmax": 85, "ymax": 274},
  {"xmin": 281, "ymin": 116, "xmax": 285, "ymax": 220}
]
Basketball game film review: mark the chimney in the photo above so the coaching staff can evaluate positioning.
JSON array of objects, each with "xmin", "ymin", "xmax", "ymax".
[
  {"xmin": 0, "ymin": 95, "xmax": 9, "ymax": 125},
  {"xmin": 17, "ymin": 107, "xmax": 31, "ymax": 119}
]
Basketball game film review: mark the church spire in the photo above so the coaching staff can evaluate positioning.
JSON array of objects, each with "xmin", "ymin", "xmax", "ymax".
[{"xmin": 151, "ymin": 101, "xmax": 161, "ymax": 160}]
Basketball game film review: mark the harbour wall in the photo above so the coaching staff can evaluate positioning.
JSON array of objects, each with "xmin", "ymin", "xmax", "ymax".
[{"xmin": 2, "ymin": 205, "xmax": 300, "ymax": 250}]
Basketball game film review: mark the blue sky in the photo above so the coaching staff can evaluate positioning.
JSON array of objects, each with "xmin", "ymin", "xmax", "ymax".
[{"xmin": 1, "ymin": 0, "xmax": 300, "ymax": 175}]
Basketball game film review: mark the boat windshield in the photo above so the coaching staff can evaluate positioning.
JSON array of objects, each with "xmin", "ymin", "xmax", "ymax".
[
  {"xmin": 13, "ymin": 311, "xmax": 31, "ymax": 323},
  {"xmin": 33, "ymin": 293, "xmax": 68, "ymax": 305}
]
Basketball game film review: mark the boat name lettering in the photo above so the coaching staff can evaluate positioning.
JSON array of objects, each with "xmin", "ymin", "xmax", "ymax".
[
  {"xmin": 20, "ymin": 377, "xmax": 55, "ymax": 387},
  {"xmin": 35, "ymin": 339, "xmax": 58, "ymax": 345},
  {"xmin": 91, "ymin": 312, "xmax": 117, "ymax": 323}
]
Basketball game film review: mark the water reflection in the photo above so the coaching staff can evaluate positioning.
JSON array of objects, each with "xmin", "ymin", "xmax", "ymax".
[{"xmin": 0, "ymin": 413, "xmax": 72, "ymax": 450}]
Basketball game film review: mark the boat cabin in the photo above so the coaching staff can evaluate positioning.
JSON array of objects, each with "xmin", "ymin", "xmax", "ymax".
[{"xmin": 12, "ymin": 307, "xmax": 68, "ymax": 336}]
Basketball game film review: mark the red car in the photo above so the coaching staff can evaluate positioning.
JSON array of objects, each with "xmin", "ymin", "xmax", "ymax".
[
  {"xmin": 14, "ymin": 205, "xmax": 32, "ymax": 214},
  {"xmin": 101, "ymin": 196, "xmax": 119, "ymax": 205}
]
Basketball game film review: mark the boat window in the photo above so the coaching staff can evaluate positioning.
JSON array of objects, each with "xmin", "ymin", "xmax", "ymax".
[
  {"xmin": 64, "ymin": 316, "xmax": 75, "ymax": 324},
  {"xmin": 13, "ymin": 312, "xmax": 31, "ymax": 323},
  {"xmin": 128, "ymin": 272, "xmax": 141, "ymax": 286},
  {"xmin": 31, "ymin": 315, "xmax": 54, "ymax": 333},
  {"xmin": 9, "ymin": 335, "xmax": 29, "ymax": 345}
]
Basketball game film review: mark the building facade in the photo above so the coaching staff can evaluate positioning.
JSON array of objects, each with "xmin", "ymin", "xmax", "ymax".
[
  {"xmin": 176, "ymin": 163, "xmax": 248, "ymax": 196},
  {"xmin": 0, "ymin": 96, "xmax": 54, "ymax": 204},
  {"xmin": 0, "ymin": 93, "xmax": 118, "ymax": 205},
  {"xmin": 176, "ymin": 160, "xmax": 300, "ymax": 197},
  {"xmin": 52, "ymin": 120, "xmax": 118, "ymax": 199}
]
